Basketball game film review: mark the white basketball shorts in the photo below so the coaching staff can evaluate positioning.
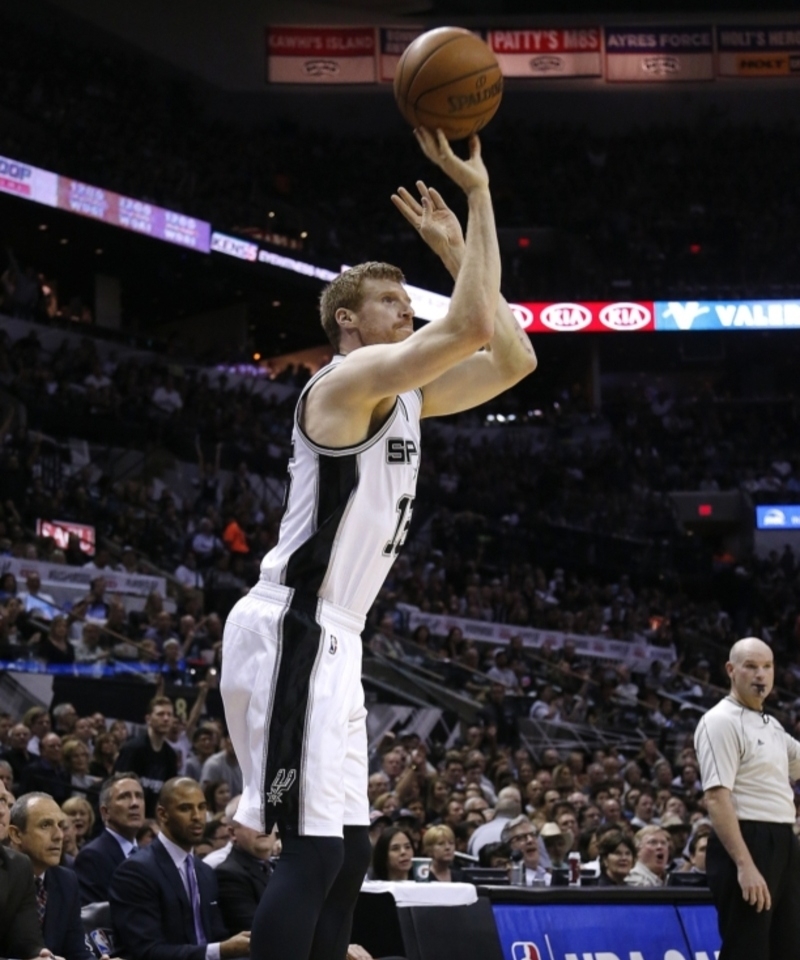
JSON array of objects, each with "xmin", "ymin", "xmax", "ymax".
[{"xmin": 221, "ymin": 579, "xmax": 370, "ymax": 838}]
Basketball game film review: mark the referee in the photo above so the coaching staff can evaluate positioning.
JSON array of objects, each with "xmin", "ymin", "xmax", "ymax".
[{"xmin": 695, "ymin": 636, "xmax": 800, "ymax": 959}]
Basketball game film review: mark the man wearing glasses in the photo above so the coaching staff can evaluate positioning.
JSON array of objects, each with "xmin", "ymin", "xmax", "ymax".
[{"xmin": 501, "ymin": 816, "xmax": 550, "ymax": 886}]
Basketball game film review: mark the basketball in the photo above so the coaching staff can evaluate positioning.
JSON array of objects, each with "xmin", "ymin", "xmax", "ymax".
[{"xmin": 393, "ymin": 27, "xmax": 503, "ymax": 141}]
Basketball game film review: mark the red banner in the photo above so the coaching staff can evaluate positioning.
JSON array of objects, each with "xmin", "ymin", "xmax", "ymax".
[
  {"xmin": 514, "ymin": 301, "xmax": 655, "ymax": 333},
  {"xmin": 266, "ymin": 27, "xmax": 377, "ymax": 83}
]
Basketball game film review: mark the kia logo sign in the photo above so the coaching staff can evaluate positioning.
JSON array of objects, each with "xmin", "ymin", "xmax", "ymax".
[
  {"xmin": 599, "ymin": 302, "xmax": 651, "ymax": 331},
  {"xmin": 509, "ymin": 303, "xmax": 534, "ymax": 330},
  {"xmin": 539, "ymin": 303, "xmax": 592, "ymax": 331}
]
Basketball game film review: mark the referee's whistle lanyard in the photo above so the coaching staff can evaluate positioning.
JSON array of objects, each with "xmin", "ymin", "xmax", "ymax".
[{"xmin": 725, "ymin": 693, "xmax": 771, "ymax": 724}]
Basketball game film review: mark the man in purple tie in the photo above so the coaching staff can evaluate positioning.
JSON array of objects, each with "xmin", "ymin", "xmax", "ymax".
[{"xmin": 109, "ymin": 778, "xmax": 251, "ymax": 960}]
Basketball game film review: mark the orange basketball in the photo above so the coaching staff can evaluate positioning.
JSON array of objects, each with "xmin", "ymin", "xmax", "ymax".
[{"xmin": 393, "ymin": 27, "xmax": 503, "ymax": 141}]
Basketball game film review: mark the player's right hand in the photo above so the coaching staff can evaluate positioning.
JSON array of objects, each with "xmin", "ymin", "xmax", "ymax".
[
  {"xmin": 414, "ymin": 128, "xmax": 489, "ymax": 195},
  {"xmin": 738, "ymin": 862, "xmax": 771, "ymax": 912}
]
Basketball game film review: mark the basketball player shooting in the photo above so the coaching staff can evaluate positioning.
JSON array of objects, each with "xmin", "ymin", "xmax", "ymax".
[{"xmin": 220, "ymin": 127, "xmax": 537, "ymax": 960}]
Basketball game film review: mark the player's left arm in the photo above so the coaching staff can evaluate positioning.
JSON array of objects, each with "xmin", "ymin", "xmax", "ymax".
[{"xmin": 392, "ymin": 181, "xmax": 536, "ymax": 419}]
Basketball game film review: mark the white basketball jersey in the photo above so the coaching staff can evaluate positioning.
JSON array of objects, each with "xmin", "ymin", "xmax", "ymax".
[{"xmin": 260, "ymin": 356, "xmax": 422, "ymax": 616}]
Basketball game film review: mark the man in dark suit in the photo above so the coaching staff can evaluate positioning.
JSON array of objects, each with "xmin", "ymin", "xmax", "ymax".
[
  {"xmin": 19, "ymin": 733, "xmax": 72, "ymax": 805},
  {"xmin": 0, "ymin": 782, "xmax": 46, "ymax": 960},
  {"xmin": 8, "ymin": 791, "xmax": 91, "ymax": 960},
  {"xmin": 75, "ymin": 772, "xmax": 145, "ymax": 905},
  {"xmin": 215, "ymin": 822, "xmax": 278, "ymax": 932},
  {"xmin": 109, "ymin": 777, "xmax": 251, "ymax": 960}
]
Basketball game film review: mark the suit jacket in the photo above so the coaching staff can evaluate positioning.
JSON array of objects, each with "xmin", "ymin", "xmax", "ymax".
[
  {"xmin": 110, "ymin": 837, "xmax": 228, "ymax": 960},
  {"xmin": 0, "ymin": 846, "xmax": 44, "ymax": 960},
  {"xmin": 42, "ymin": 864, "xmax": 93, "ymax": 960},
  {"xmin": 75, "ymin": 829, "xmax": 128, "ymax": 905},
  {"xmin": 215, "ymin": 845, "xmax": 271, "ymax": 932},
  {"xmin": 19, "ymin": 758, "xmax": 73, "ymax": 805}
]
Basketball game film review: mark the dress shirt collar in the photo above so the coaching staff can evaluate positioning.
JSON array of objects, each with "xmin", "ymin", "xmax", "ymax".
[
  {"xmin": 158, "ymin": 831, "xmax": 192, "ymax": 871},
  {"xmin": 106, "ymin": 827, "xmax": 138, "ymax": 858}
]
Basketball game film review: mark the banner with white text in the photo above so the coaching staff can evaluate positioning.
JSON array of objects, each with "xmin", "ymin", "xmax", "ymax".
[
  {"xmin": 378, "ymin": 27, "xmax": 425, "ymax": 82},
  {"xmin": 487, "ymin": 28, "xmax": 603, "ymax": 78},
  {"xmin": 605, "ymin": 25, "xmax": 714, "ymax": 82},
  {"xmin": 717, "ymin": 25, "xmax": 800, "ymax": 77},
  {"xmin": 266, "ymin": 26, "xmax": 377, "ymax": 83}
]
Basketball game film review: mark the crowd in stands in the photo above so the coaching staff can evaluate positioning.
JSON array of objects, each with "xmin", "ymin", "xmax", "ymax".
[{"xmin": 3, "ymin": 10, "xmax": 800, "ymax": 306}]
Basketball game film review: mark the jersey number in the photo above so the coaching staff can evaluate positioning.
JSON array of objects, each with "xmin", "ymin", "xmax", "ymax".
[{"xmin": 383, "ymin": 495, "xmax": 415, "ymax": 557}]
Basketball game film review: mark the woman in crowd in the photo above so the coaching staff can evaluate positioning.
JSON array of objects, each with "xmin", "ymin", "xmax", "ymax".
[
  {"xmin": 36, "ymin": 615, "xmax": 75, "ymax": 665},
  {"xmin": 62, "ymin": 738, "xmax": 101, "ymax": 802},
  {"xmin": 203, "ymin": 779, "xmax": 231, "ymax": 817},
  {"xmin": 371, "ymin": 827, "xmax": 415, "ymax": 882},
  {"xmin": 425, "ymin": 775, "xmax": 451, "ymax": 823},
  {"xmin": 372, "ymin": 791, "xmax": 401, "ymax": 819},
  {"xmin": 597, "ymin": 830, "xmax": 636, "ymax": 886},
  {"xmin": 90, "ymin": 730, "xmax": 119, "ymax": 778},
  {"xmin": 62, "ymin": 795, "xmax": 96, "ymax": 849},
  {"xmin": 423, "ymin": 824, "xmax": 464, "ymax": 883}
]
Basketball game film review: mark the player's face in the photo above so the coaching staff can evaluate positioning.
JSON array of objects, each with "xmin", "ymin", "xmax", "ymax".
[
  {"xmin": 353, "ymin": 280, "xmax": 414, "ymax": 345},
  {"xmin": 728, "ymin": 649, "xmax": 774, "ymax": 708}
]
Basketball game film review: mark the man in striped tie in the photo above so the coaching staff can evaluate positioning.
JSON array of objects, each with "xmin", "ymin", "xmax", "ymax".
[
  {"xmin": 110, "ymin": 777, "xmax": 251, "ymax": 960},
  {"xmin": 7, "ymin": 792, "xmax": 90, "ymax": 960}
]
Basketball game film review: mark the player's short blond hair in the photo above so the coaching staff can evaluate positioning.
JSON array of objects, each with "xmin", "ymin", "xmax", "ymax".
[{"xmin": 319, "ymin": 261, "xmax": 405, "ymax": 350}]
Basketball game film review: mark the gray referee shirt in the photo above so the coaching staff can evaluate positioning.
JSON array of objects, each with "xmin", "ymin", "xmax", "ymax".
[{"xmin": 695, "ymin": 695, "xmax": 800, "ymax": 823}]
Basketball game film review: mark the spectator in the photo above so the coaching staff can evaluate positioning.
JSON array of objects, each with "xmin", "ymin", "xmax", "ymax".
[
  {"xmin": 114, "ymin": 696, "xmax": 179, "ymax": 816},
  {"xmin": 625, "ymin": 826, "xmax": 671, "ymax": 887},
  {"xmin": 501, "ymin": 815, "xmax": 549, "ymax": 886},
  {"xmin": 370, "ymin": 827, "xmax": 414, "ymax": 882},
  {"xmin": 23, "ymin": 706, "xmax": 52, "ymax": 756},
  {"xmin": 204, "ymin": 780, "xmax": 232, "ymax": 818},
  {"xmin": 3, "ymin": 722, "xmax": 33, "ymax": 783},
  {"xmin": 61, "ymin": 796, "xmax": 95, "ymax": 850},
  {"xmin": 597, "ymin": 831, "xmax": 636, "ymax": 886},
  {"xmin": 8, "ymin": 792, "xmax": 91, "ymax": 960},
  {"xmin": 200, "ymin": 733, "xmax": 243, "ymax": 798},
  {"xmin": 468, "ymin": 787, "xmax": 522, "ymax": 856},
  {"xmin": 90, "ymin": 731, "xmax": 119, "ymax": 779},
  {"xmin": 540, "ymin": 822, "xmax": 572, "ymax": 876},
  {"xmin": 422, "ymin": 824, "xmax": 462, "ymax": 883},
  {"xmin": 184, "ymin": 726, "xmax": 217, "ymax": 783},
  {"xmin": 0, "ymin": 782, "xmax": 44, "ymax": 960},
  {"xmin": 215, "ymin": 822, "xmax": 279, "ymax": 931},
  {"xmin": 36, "ymin": 616, "xmax": 75, "ymax": 666},
  {"xmin": 20, "ymin": 732, "xmax": 72, "ymax": 805},
  {"xmin": 62, "ymin": 738, "xmax": 101, "ymax": 801},
  {"xmin": 110, "ymin": 778, "xmax": 249, "ymax": 959},
  {"xmin": 75, "ymin": 773, "xmax": 144, "ymax": 904}
]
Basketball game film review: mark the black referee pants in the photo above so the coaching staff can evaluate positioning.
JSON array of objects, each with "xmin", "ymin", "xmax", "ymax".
[{"xmin": 706, "ymin": 821, "xmax": 800, "ymax": 960}]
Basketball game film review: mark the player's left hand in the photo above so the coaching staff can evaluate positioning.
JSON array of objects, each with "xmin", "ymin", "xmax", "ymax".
[{"xmin": 391, "ymin": 180, "xmax": 465, "ymax": 261}]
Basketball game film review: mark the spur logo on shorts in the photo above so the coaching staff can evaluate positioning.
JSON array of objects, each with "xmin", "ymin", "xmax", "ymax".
[
  {"xmin": 266, "ymin": 768, "xmax": 297, "ymax": 805},
  {"xmin": 329, "ymin": 634, "xmax": 338, "ymax": 655}
]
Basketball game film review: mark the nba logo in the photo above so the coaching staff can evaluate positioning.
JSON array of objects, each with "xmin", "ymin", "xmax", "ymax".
[{"xmin": 511, "ymin": 943, "xmax": 542, "ymax": 960}]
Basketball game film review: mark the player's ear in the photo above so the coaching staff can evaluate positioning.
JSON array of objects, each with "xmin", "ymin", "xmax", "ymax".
[{"xmin": 335, "ymin": 307, "xmax": 356, "ymax": 330}]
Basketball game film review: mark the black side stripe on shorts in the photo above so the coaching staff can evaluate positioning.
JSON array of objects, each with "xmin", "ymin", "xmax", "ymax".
[{"xmin": 262, "ymin": 451, "xmax": 359, "ymax": 834}]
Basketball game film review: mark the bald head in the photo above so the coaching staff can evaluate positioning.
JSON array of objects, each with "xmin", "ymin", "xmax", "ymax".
[
  {"xmin": 727, "ymin": 636, "xmax": 773, "ymax": 709},
  {"xmin": 729, "ymin": 637, "xmax": 772, "ymax": 664}
]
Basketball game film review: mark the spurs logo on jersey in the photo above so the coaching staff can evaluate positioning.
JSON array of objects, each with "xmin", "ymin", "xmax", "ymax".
[
  {"xmin": 260, "ymin": 356, "xmax": 423, "ymax": 616},
  {"xmin": 266, "ymin": 768, "xmax": 297, "ymax": 805}
]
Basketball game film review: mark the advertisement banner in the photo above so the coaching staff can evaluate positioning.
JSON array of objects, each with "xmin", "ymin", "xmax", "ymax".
[
  {"xmin": 717, "ymin": 25, "xmax": 800, "ymax": 77},
  {"xmin": 211, "ymin": 232, "xmax": 259, "ymax": 262},
  {"xmin": 756, "ymin": 505, "xmax": 800, "ymax": 530},
  {"xmin": 0, "ymin": 555, "xmax": 166, "ymax": 598},
  {"xmin": 516, "ymin": 301, "xmax": 655, "ymax": 334},
  {"xmin": 35, "ymin": 519, "xmax": 95, "ymax": 555},
  {"xmin": 266, "ymin": 26, "xmax": 377, "ymax": 83},
  {"xmin": 0, "ymin": 156, "xmax": 58, "ymax": 206},
  {"xmin": 379, "ymin": 27, "xmax": 425, "ymax": 82},
  {"xmin": 55, "ymin": 176, "xmax": 210, "ymax": 252},
  {"xmin": 605, "ymin": 26, "xmax": 714, "ymax": 82},
  {"xmin": 488, "ymin": 28, "xmax": 602, "ymax": 78},
  {"xmin": 493, "ymin": 902, "xmax": 720, "ymax": 960},
  {"xmin": 656, "ymin": 299, "xmax": 800, "ymax": 331},
  {"xmin": 397, "ymin": 604, "xmax": 677, "ymax": 668}
]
